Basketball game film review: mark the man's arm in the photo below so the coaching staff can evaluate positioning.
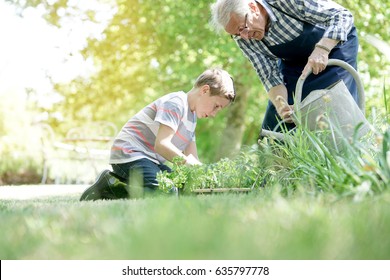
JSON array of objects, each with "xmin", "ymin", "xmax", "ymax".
[{"xmin": 297, "ymin": 0, "xmax": 353, "ymax": 77}]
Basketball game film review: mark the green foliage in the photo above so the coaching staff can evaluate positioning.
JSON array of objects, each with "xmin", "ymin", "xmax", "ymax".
[
  {"xmin": 340, "ymin": 0, "xmax": 390, "ymax": 118},
  {"xmin": 0, "ymin": 89, "xmax": 42, "ymax": 184},
  {"xmin": 8, "ymin": 0, "xmax": 388, "ymax": 161},
  {"xmin": 3, "ymin": 0, "xmax": 389, "ymax": 180},
  {"xmin": 5, "ymin": 0, "xmax": 386, "ymax": 153},
  {"xmin": 7, "ymin": 0, "xmax": 264, "ymax": 161},
  {"xmin": 0, "ymin": 150, "xmax": 41, "ymax": 185},
  {"xmin": 158, "ymin": 149, "xmax": 263, "ymax": 193},
  {"xmin": 61, "ymin": 0, "xmax": 262, "ymax": 160},
  {"xmin": 256, "ymin": 125, "xmax": 390, "ymax": 198},
  {"xmin": 158, "ymin": 124, "xmax": 389, "ymax": 199}
]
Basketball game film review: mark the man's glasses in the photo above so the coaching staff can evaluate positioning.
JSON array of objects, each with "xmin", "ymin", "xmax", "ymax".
[{"xmin": 231, "ymin": 13, "xmax": 249, "ymax": 40}]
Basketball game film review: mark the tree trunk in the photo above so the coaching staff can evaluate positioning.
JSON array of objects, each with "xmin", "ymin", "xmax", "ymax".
[{"xmin": 214, "ymin": 83, "xmax": 249, "ymax": 160}]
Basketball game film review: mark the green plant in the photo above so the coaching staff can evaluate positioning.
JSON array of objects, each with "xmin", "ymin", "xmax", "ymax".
[
  {"xmin": 157, "ymin": 148, "xmax": 264, "ymax": 193},
  {"xmin": 256, "ymin": 121, "xmax": 389, "ymax": 199},
  {"xmin": 158, "ymin": 122, "xmax": 389, "ymax": 199}
]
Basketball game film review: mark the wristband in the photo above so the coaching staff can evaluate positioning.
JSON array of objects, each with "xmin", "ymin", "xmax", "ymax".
[{"xmin": 315, "ymin": 43, "xmax": 331, "ymax": 53}]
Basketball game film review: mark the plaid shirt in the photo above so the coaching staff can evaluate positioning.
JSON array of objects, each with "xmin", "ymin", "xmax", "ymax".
[{"xmin": 235, "ymin": 0, "xmax": 354, "ymax": 91}]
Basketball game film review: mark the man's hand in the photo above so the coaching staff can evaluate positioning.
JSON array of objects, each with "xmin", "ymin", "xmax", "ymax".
[
  {"xmin": 301, "ymin": 38, "xmax": 339, "ymax": 79},
  {"xmin": 275, "ymin": 95, "xmax": 294, "ymax": 123},
  {"xmin": 268, "ymin": 85, "xmax": 294, "ymax": 123},
  {"xmin": 301, "ymin": 47, "xmax": 329, "ymax": 78}
]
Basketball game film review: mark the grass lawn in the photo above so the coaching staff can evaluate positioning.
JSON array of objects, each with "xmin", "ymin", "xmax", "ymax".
[{"xmin": 1, "ymin": 188, "xmax": 390, "ymax": 260}]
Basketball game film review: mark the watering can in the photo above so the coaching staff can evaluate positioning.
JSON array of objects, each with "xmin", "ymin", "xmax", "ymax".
[{"xmin": 259, "ymin": 59, "xmax": 372, "ymax": 149}]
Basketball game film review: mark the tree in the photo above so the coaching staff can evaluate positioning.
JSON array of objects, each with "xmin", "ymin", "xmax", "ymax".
[
  {"xmin": 7, "ymin": 0, "xmax": 389, "ymax": 162},
  {"xmin": 44, "ymin": 0, "xmax": 264, "ymax": 161}
]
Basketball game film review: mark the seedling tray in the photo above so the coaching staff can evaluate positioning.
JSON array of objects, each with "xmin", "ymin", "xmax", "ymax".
[{"xmin": 191, "ymin": 187, "xmax": 252, "ymax": 194}]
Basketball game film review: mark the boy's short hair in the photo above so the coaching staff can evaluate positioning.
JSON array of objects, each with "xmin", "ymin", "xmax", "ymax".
[{"xmin": 194, "ymin": 68, "xmax": 236, "ymax": 102}]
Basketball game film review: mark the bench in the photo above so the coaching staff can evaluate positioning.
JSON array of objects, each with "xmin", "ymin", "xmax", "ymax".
[{"xmin": 38, "ymin": 122, "xmax": 117, "ymax": 184}]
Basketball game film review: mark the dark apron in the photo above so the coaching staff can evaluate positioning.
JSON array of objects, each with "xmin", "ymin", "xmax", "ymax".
[{"xmin": 262, "ymin": 22, "xmax": 359, "ymax": 131}]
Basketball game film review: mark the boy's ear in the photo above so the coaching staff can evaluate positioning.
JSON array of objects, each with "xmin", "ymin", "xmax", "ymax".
[{"xmin": 201, "ymin": 84, "xmax": 210, "ymax": 95}]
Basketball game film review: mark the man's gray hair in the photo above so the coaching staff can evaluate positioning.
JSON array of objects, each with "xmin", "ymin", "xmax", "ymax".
[{"xmin": 210, "ymin": 0, "xmax": 251, "ymax": 33}]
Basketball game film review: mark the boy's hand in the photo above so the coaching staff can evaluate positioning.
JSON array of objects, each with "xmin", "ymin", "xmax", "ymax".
[{"xmin": 185, "ymin": 154, "xmax": 202, "ymax": 166}]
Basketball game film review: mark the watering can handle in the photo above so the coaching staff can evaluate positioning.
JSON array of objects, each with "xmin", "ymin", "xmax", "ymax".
[{"xmin": 294, "ymin": 59, "xmax": 365, "ymax": 115}]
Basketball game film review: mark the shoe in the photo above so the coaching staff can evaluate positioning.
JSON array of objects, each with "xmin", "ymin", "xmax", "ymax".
[
  {"xmin": 106, "ymin": 172, "xmax": 129, "ymax": 199},
  {"xmin": 80, "ymin": 170, "xmax": 110, "ymax": 201},
  {"xmin": 80, "ymin": 170, "xmax": 128, "ymax": 201}
]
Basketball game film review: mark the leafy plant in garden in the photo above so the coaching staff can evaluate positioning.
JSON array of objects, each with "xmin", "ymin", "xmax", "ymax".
[
  {"xmin": 157, "ymin": 147, "xmax": 264, "ymax": 193},
  {"xmin": 159, "ymin": 123, "xmax": 390, "ymax": 198}
]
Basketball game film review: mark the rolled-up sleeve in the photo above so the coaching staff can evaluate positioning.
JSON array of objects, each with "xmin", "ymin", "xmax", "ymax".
[{"xmin": 301, "ymin": 0, "xmax": 354, "ymax": 42}]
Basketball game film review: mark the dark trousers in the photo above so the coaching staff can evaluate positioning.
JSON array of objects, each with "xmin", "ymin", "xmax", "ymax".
[{"xmin": 111, "ymin": 158, "xmax": 172, "ymax": 193}]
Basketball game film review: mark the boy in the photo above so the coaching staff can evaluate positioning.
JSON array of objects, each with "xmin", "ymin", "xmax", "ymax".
[{"xmin": 80, "ymin": 68, "xmax": 235, "ymax": 201}]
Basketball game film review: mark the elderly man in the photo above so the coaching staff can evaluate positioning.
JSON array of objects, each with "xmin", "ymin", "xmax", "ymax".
[{"xmin": 210, "ymin": 0, "xmax": 359, "ymax": 133}]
